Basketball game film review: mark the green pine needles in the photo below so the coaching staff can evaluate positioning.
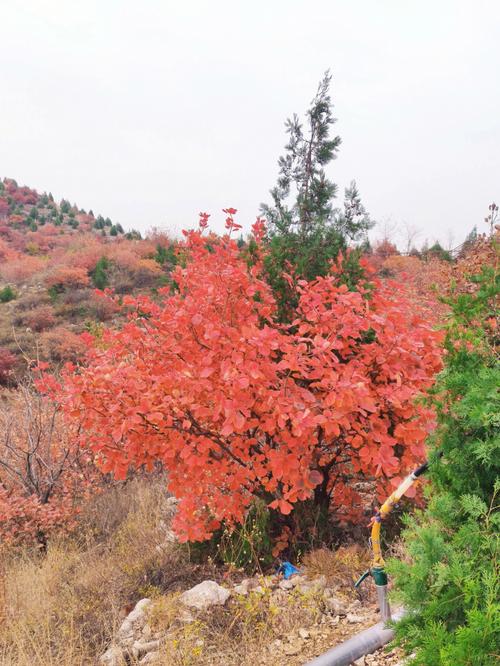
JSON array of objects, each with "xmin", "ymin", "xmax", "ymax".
[
  {"xmin": 388, "ymin": 266, "xmax": 500, "ymax": 665},
  {"xmin": 260, "ymin": 71, "xmax": 373, "ymax": 319}
]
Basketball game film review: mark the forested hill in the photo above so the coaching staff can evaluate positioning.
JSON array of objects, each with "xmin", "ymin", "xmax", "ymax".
[{"xmin": 0, "ymin": 178, "xmax": 175, "ymax": 382}]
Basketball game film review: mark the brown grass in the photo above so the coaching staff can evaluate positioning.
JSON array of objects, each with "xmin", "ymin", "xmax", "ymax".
[
  {"xmin": 301, "ymin": 544, "xmax": 371, "ymax": 590},
  {"xmin": 0, "ymin": 483, "xmax": 380, "ymax": 666},
  {"xmin": 0, "ymin": 477, "xmax": 187, "ymax": 666}
]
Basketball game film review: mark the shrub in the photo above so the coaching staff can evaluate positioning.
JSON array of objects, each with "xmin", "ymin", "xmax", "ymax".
[
  {"xmin": 45, "ymin": 266, "xmax": 91, "ymax": 291},
  {"xmin": 388, "ymin": 265, "xmax": 499, "ymax": 665},
  {"xmin": 90, "ymin": 256, "xmax": 110, "ymax": 290},
  {"xmin": 52, "ymin": 222, "xmax": 443, "ymax": 546},
  {"xmin": 17, "ymin": 304, "xmax": 56, "ymax": 332},
  {"xmin": 0, "ymin": 285, "xmax": 16, "ymax": 303},
  {"xmin": 0, "ymin": 348, "xmax": 17, "ymax": 385},
  {"xmin": 0, "ymin": 382, "xmax": 99, "ymax": 547}
]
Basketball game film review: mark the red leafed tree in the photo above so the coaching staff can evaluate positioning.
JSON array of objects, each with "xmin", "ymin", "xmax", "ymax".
[
  {"xmin": 45, "ymin": 266, "xmax": 91, "ymax": 290},
  {"xmin": 0, "ymin": 381, "xmax": 97, "ymax": 547},
  {"xmin": 51, "ymin": 217, "xmax": 443, "ymax": 542},
  {"xmin": 0, "ymin": 349, "xmax": 17, "ymax": 386}
]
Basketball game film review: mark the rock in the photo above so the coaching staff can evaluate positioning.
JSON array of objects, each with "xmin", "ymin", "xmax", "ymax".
[
  {"xmin": 284, "ymin": 644, "xmax": 300, "ymax": 656},
  {"xmin": 99, "ymin": 645, "xmax": 125, "ymax": 666},
  {"xmin": 298, "ymin": 628, "xmax": 310, "ymax": 639},
  {"xmin": 289, "ymin": 574, "xmax": 306, "ymax": 587},
  {"xmin": 141, "ymin": 623, "xmax": 152, "ymax": 639},
  {"xmin": 324, "ymin": 596, "xmax": 348, "ymax": 615},
  {"xmin": 279, "ymin": 579, "xmax": 294, "ymax": 591},
  {"xmin": 179, "ymin": 609, "xmax": 195, "ymax": 623},
  {"xmin": 296, "ymin": 575, "xmax": 327, "ymax": 594},
  {"xmin": 165, "ymin": 496, "xmax": 179, "ymax": 509},
  {"xmin": 354, "ymin": 657, "xmax": 366, "ymax": 665},
  {"xmin": 346, "ymin": 612, "xmax": 364, "ymax": 623},
  {"xmin": 179, "ymin": 580, "xmax": 231, "ymax": 610},
  {"xmin": 233, "ymin": 579, "xmax": 251, "ymax": 596},
  {"xmin": 234, "ymin": 577, "xmax": 265, "ymax": 595},
  {"xmin": 117, "ymin": 598, "xmax": 152, "ymax": 640},
  {"xmin": 139, "ymin": 652, "xmax": 160, "ymax": 664},
  {"xmin": 312, "ymin": 575, "xmax": 328, "ymax": 590},
  {"xmin": 131, "ymin": 640, "xmax": 160, "ymax": 659}
]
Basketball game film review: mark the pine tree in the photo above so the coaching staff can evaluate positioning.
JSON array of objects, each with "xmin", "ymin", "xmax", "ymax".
[
  {"xmin": 260, "ymin": 71, "xmax": 372, "ymax": 318},
  {"xmin": 388, "ymin": 265, "xmax": 500, "ymax": 665}
]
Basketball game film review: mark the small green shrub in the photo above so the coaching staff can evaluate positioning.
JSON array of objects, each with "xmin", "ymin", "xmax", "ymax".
[
  {"xmin": 90, "ymin": 256, "xmax": 110, "ymax": 290},
  {"xmin": 0, "ymin": 285, "xmax": 16, "ymax": 303}
]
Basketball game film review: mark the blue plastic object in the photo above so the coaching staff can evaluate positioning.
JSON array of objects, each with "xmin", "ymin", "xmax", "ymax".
[{"xmin": 277, "ymin": 561, "xmax": 300, "ymax": 579}]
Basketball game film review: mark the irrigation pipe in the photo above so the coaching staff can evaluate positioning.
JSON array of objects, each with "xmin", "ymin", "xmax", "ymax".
[{"xmin": 305, "ymin": 458, "xmax": 436, "ymax": 666}]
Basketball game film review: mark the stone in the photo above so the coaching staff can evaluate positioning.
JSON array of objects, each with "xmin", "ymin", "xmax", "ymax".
[
  {"xmin": 179, "ymin": 609, "xmax": 195, "ymax": 623},
  {"xmin": 324, "ymin": 596, "xmax": 348, "ymax": 615},
  {"xmin": 279, "ymin": 579, "xmax": 294, "ymax": 591},
  {"xmin": 165, "ymin": 496, "xmax": 179, "ymax": 509},
  {"xmin": 131, "ymin": 640, "xmax": 160, "ymax": 659},
  {"xmin": 312, "ymin": 575, "xmax": 328, "ymax": 590},
  {"xmin": 289, "ymin": 574, "xmax": 306, "ymax": 587},
  {"xmin": 233, "ymin": 579, "xmax": 251, "ymax": 596},
  {"xmin": 139, "ymin": 652, "xmax": 160, "ymax": 664},
  {"xmin": 346, "ymin": 612, "xmax": 364, "ymax": 623},
  {"xmin": 99, "ymin": 645, "xmax": 125, "ymax": 666},
  {"xmin": 284, "ymin": 644, "xmax": 300, "ymax": 656},
  {"xmin": 117, "ymin": 599, "xmax": 151, "ymax": 641},
  {"xmin": 179, "ymin": 580, "xmax": 231, "ymax": 610},
  {"xmin": 298, "ymin": 628, "xmax": 310, "ymax": 639}
]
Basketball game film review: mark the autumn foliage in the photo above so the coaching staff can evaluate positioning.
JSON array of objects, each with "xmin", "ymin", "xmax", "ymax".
[
  {"xmin": 0, "ymin": 382, "xmax": 98, "ymax": 546},
  {"xmin": 50, "ymin": 215, "xmax": 443, "ymax": 543}
]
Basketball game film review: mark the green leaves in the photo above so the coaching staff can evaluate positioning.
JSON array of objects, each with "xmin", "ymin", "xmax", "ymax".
[{"xmin": 389, "ymin": 267, "xmax": 500, "ymax": 665}]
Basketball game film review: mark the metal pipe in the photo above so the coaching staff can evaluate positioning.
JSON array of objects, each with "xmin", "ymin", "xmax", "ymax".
[
  {"xmin": 304, "ymin": 608, "xmax": 405, "ymax": 666},
  {"xmin": 376, "ymin": 584, "xmax": 391, "ymax": 623}
]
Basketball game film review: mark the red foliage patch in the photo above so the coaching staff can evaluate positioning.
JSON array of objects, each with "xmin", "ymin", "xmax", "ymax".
[{"xmin": 50, "ymin": 218, "xmax": 443, "ymax": 542}]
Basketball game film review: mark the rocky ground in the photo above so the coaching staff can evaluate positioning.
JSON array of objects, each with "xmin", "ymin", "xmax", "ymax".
[{"xmin": 100, "ymin": 571, "xmax": 407, "ymax": 666}]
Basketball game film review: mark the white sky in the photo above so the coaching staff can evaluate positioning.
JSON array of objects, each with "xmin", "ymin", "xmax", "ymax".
[{"xmin": 1, "ymin": 1, "xmax": 499, "ymax": 248}]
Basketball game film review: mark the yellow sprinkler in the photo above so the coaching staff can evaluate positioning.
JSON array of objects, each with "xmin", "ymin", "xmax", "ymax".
[{"xmin": 355, "ymin": 460, "xmax": 432, "ymax": 621}]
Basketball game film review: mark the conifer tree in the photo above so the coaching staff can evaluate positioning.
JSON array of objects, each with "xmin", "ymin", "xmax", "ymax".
[
  {"xmin": 389, "ymin": 262, "xmax": 499, "ymax": 665},
  {"xmin": 261, "ymin": 71, "xmax": 372, "ymax": 318}
]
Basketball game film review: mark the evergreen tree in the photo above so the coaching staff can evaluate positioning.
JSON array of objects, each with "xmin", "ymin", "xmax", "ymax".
[
  {"xmin": 60, "ymin": 199, "xmax": 70, "ymax": 214},
  {"xmin": 90, "ymin": 257, "xmax": 110, "ymax": 289},
  {"xmin": 388, "ymin": 266, "xmax": 500, "ymax": 665},
  {"xmin": 260, "ymin": 71, "xmax": 372, "ymax": 318},
  {"xmin": 0, "ymin": 285, "xmax": 16, "ymax": 303}
]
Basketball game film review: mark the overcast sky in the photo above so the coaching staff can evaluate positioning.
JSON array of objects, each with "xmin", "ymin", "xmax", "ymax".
[{"xmin": 1, "ymin": 1, "xmax": 499, "ymax": 247}]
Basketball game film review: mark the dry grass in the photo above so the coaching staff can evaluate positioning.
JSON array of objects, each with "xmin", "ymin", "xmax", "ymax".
[
  {"xmin": 0, "ymin": 477, "xmax": 187, "ymax": 666},
  {"xmin": 301, "ymin": 544, "xmax": 371, "ymax": 591},
  {"xmin": 0, "ymin": 483, "xmax": 378, "ymax": 666},
  {"xmin": 148, "ymin": 583, "xmax": 327, "ymax": 666}
]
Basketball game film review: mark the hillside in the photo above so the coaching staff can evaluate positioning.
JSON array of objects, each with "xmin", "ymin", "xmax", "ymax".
[{"xmin": 0, "ymin": 178, "xmax": 176, "ymax": 382}]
